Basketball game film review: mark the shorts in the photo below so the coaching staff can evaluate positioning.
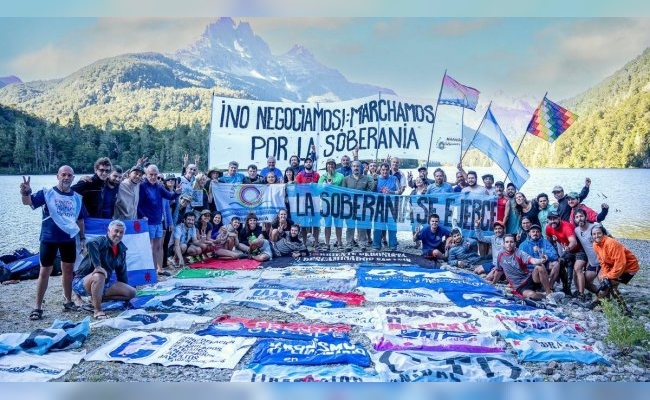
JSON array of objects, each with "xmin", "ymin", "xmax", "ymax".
[
  {"xmin": 421, "ymin": 243, "xmax": 445, "ymax": 258},
  {"xmin": 481, "ymin": 262, "xmax": 495, "ymax": 274},
  {"xmin": 148, "ymin": 223, "xmax": 164, "ymax": 239},
  {"xmin": 616, "ymin": 272, "xmax": 635, "ymax": 284},
  {"xmin": 40, "ymin": 241, "xmax": 76, "ymax": 265},
  {"xmin": 516, "ymin": 276, "xmax": 541, "ymax": 294},
  {"xmin": 586, "ymin": 264, "xmax": 600, "ymax": 273},
  {"xmin": 72, "ymin": 272, "xmax": 117, "ymax": 297},
  {"xmin": 259, "ymin": 240, "xmax": 273, "ymax": 260}
]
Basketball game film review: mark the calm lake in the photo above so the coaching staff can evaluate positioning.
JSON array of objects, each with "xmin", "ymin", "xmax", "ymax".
[{"xmin": 1, "ymin": 167, "xmax": 648, "ymax": 254}]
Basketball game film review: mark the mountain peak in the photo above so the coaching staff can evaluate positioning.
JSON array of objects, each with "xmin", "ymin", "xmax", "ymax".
[
  {"xmin": 286, "ymin": 45, "xmax": 315, "ymax": 60},
  {"xmin": 0, "ymin": 75, "xmax": 22, "ymax": 88}
]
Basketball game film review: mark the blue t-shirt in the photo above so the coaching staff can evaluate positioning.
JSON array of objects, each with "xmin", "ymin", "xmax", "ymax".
[
  {"xmin": 416, "ymin": 226, "xmax": 451, "ymax": 255},
  {"xmin": 31, "ymin": 187, "xmax": 88, "ymax": 243}
]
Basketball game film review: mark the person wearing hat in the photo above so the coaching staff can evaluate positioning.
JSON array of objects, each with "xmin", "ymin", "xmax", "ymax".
[
  {"xmin": 172, "ymin": 193, "xmax": 195, "ymax": 226},
  {"xmin": 114, "ymin": 164, "xmax": 144, "ymax": 220},
  {"xmin": 519, "ymin": 223, "xmax": 561, "ymax": 284},
  {"xmin": 566, "ymin": 191, "xmax": 609, "ymax": 225},
  {"xmin": 552, "ymin": 177, "xmax": 591, "ymax": 221},
  {"xmin": 481, "ymin": 174, "xmax": 496, "ymax": 196},
  {"xmin": 408, "ymin": 166, "xmax": 433, "ymax": 189},
  {"xmin": 318, "ymin": 159, "xmax": 345, "ymax": 251},
  {"xmin": 474, "ymin": 217, "xmax": 507, "ymax": 277},
  {"xmin": 426, "ymin": 168, "xmax": 453, "ymax": 194}
]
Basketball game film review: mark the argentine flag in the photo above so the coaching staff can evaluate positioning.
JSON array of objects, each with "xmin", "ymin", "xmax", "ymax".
[{"xmin": 76, "ymin": 218, "xmax": 156, "ymax": 286}]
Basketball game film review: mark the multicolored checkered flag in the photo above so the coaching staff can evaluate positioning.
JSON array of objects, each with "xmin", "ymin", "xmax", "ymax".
[{"xmin": 526, "ymin": 96, "xmax": 578, "ymax": 142}]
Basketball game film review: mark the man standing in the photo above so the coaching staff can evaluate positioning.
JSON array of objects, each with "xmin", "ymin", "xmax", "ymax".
[
  {"xmin": 566, "ymin": 191, "xmax": 608, "ymax": 224},
  {"xmin": 490, "ymin": 235, "xmax": 564, "ymax": 304},
  {"xmin": 553, "ymin": 178, "xmax": 590, "ymax": 222},
  {"xmin": 408, "ymin": 166, "xmax": 434, "ymax": 189},
  {"xmin": 536, "ymin": 192, "xmax": 556, "ymax": 238},
  {"xmin": 504, "ymin": 183, "xmax": 520, "ymax": 235},
  {"xmin": 342, "ymin": 160, "xmax": 375, "ymax": 251},
  {"xmin": 219, "ymin": 161, "xmax": 245, "ymax": 184},
  {"xmin": 100, "ymin": 165, "xmax": 123, "ymax": 219},
  {"xmin": 336, "ymin": 154, "xmax": 353, "ymax": 177},
  {"xmin": 426, "ymin": 168, "xmax": 453, "ymax": 194},
  {"xmin": 389, "ymin": 157, "xmax": 407, "ymax": 194},
  {"xmin": 574, "ymin": 209, "xmax": 600, "ymax": 300},
  {"xmin": 243, "ymin": 164, "xmax": 264, "ymax": 184},
  {"xmin": 21, "ymin": 166, "xmax": 88, "ymax": 320},
  {"xmin": 138, "ymin": 164, "xmax": 181, "ymax": 277},
  {"xmin": 114, "ymin": 165, "xmax": 144, "ymax": 220},
  {"xmin": 373, "ymin": 163, "xmax": 400, "ymax": 251},
  {"xmin": 72, "ymin": 157, "xmax": 112, "ymax": 218},
  {"xmin": 318, "ymin": 159, "xmax": 345, "ymax": 251},
  {"xmin": 461, "ymin": 171, "xmax": 485, "ymax": 195},
  {"xmin": 296, "ymin": 156, "xmax": 321, "ymax": 246},
  {"xmin": 482, "ymin": 174, "xmax": 496, "ymax": 196},
  {"xmin": 415, "ymin": 214, "xmax": 450, "ymax": 261},
  {"xmin": 260, "ymin": 156, "xmax": 284, "ymax": 181},
  {"xmin": 72, "ymin": 220, "xmax": 136, "ymax": 320}
]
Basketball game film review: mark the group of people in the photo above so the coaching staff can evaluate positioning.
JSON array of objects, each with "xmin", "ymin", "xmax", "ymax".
[{"xmin": 21, "ymin": 151, "xmax": 640, "ymax": 321}]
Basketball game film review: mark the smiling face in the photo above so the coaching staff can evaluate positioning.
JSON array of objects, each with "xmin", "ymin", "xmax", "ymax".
[
  {"xmin": 434, "ymin": 170, "xmax": 445, "ymax": 185},
  {"xmin": 57, "ymin": 165, "xmax": 75, "ymax": 189},
  {"xmin": 548, "ymin": 215, "xmax": 560, "ymax": 229},
  {"xmin": 574, "ymin": 211, "xmax": 586, "ymax": 227},
  {"xmin": 247, "ymin": 216, "xmax": 258, "ymax": 229},
  {"xmin": 521, "ymin": 217, "xmax": 531, "ymax": 230},
  {"xmin": 553, "ymin": 188, "xmax": 564, "ymax": 200},
  {"xmin": 529, "ymin": 227, "xmax": 541, "ymax": 240},
  {"xmin": 466, "ymin": 173, "xmax": 477, "ymax": 187},
  {"xmin": 379, "ymin": 164, "xmax": 389, "ymax": 178},
  {"xmin": 107, "ymin": 224, "xmax": 125, "ymax": 245},
  {"xmin": 213, "ymin": 213, "xmax": 222, "ymax": 225},
  {"xmin": 591, "ymin": 226, "xmax": 605, "ymax": 243},
  {"xmin": 266, "ymin": 173, "xmax": 277, "ymax": 184},
  {"xmin": 145, "ymin": 165, "xmax": 159, "ymax": 185}
]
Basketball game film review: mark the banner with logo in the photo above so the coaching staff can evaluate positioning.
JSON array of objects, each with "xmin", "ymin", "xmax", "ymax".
[{"xmin": 211, "ymin": 183, "xmax": 286, "ymax": 223}]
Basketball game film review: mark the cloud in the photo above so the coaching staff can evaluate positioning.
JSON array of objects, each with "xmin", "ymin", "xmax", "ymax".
[
  {"xmin": 429, "ymin": 18, "xmax": 499, "ymax": 37},
  {"xmin": 8, "ymin": 18, "xmax": 214, "ymax": 81}
]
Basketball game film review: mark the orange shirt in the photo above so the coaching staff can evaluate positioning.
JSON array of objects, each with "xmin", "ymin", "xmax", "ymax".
[{"xmin": 593, "ymin": 235, "xmax": 639, "ymax": 280}]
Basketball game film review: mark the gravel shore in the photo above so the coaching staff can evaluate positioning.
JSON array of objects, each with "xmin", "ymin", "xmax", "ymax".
[{"xmin": 1, "ymin": 236, "xmax": 648, "ymax": 382}]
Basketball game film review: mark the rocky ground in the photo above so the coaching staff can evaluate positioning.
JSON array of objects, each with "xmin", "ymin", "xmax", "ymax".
[{"xmin": 0, "ymin": 236, "xmax": 648, "ymax": 382}]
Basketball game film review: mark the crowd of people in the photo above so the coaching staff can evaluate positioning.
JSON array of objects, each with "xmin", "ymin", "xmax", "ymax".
[{"xmin": 20, "ymin": 149, "xmax": 640, "ymax": 320}]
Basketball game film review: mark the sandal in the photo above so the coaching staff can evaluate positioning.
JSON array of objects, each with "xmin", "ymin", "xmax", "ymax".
[
  {"xmin": 93, "ymin": 311, "xmax": 110, "ymax": 320},
  {"xmin": 157, "ymin": 270, "xmax": 171, "ymax": 276},
  {"xmin": 29, "ymin": 309, "xmax": 43, "ymax": 321},
  {"xmin": 63, "ymin": 301, "xmax": 80, "ymax": 312}
]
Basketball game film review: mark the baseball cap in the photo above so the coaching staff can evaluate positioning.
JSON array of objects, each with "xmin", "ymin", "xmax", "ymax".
[
  {"xmin": 164, "ymin": 173, "xmax": 176, "ymax": 181},
  {"xmin": 567, "ymin": 191, "xmax": 579, "ymax": 199},
  {"xmin": 529, "ymin": 224, "xmax": 542, "ymax": 231},
  {"xmin": 304, "ymin": 155, "xmax": 313, "ymax": 162},
  {"xmin": 482, "ymin": 174, "xmax": 494, "ymax": 180},
  {"xmin": 417, "ymin": 166, "xmax": 427, "ymax": 172},
  {"xmin": 506, "ymin": 182, "xmax": 516, "ymax": 189},
  {"xmin": 326, "ymin": 158, "xmax": 336, "ymax": 165},
  {"xmin": 180, "ymin": 194, "xmax": 192, "ymax": 202},
  {"xmin": 130, "ymin": 165, "xmax": 144, "ymax": 173},
  {"xmin": 493, "ymin": 221, "xmax": 504, "ymax": 228},
  {"xmin": 200, "ymin": 209, "xmax": 212, "ymax": 216},
  {"xmin": 552, "ymin": 185, "xmax": 563, "ymax": 193},
  {"xmin": 548, "ymin": 211, "xmax": 560, "ymax": 219},
  {"xmin": 495, "ymin": 181, "xmax": 504, "ymax": 188}
]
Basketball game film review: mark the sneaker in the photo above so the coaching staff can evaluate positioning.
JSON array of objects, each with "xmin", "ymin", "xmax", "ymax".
[
  {"xmin": 344, "ymin": 246, "xmax": 352, "ymax": 253},
  {"xmin": 546, "ymin": 292, "xmax": 565, "ymax": 306},
  {"xmin": 63, "ymin": 301, "xmax": 80, "ymax": 312}
]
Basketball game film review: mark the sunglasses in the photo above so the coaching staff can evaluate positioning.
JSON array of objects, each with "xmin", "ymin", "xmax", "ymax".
[{"xmin": 157, "ymin": 177, "xmax": 163, "ymax": 181}]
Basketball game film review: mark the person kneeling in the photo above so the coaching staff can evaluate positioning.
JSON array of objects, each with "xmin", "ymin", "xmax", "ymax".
[{"xmin": 72, "ymin": 220, "xmax": 136, "ymax": 320}]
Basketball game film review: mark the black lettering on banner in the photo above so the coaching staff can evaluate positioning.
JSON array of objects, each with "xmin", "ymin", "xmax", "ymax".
[
  {"xmin": 444, "ymin": 197, "xmax": 455, "ymax": 227},
  {"xmin": 250, "ymin": 136, "xmax": 288, "ymax": 161},
  {"xmin": 320, "ymin": 193, "xmax": 331, "ymax": 217},
  {"xmin": 361, "ymin": 194, "xmax": 375, "ymax": 222},
  {"xmin": 220, "ymin": 102, "xmax": 250, "ymax": 129}
]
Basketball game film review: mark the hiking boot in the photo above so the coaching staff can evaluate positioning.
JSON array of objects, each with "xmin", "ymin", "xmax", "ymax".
[{"xmin": 546, "ymin": 292, "xmax": 565, "ymax": 306}]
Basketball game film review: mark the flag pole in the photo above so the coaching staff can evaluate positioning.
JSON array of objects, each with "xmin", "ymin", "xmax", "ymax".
[
  {"xmin": 503, "ymin": 92, "xmax": 546, "ymax": 186},
  {"xmin": 460, "ymin": 102, "xmax": 492, "ymax": 164},
  {"xmin": 425, "ymin": 69, "xmax": 447, "ymax": 168}
]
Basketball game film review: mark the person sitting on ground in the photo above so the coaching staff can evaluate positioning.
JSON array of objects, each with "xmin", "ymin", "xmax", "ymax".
[
  {"xmin": 588, "ymin": 224, "xmax": 639, "ymax": 315},
  {"xmin": 445, "ymin": 228, "xmax": 492, "ymax": 270},
  {"xmin": 414, "ymin": 214, "xmax": 450, "ymax": 262},
  {"xmin": 209, "ymin": 225, "xmax": 247, "ymax": 260},
  {"xmin": 490, "ymin": 234, "xmax": 565, "ymax": 304},
  {"xmin": 173, "ymin": 212, "xmax": 203, "ymax": 269},
  {"xmin": 196, "ymin": 209, "xmax": 214, "ymax": 255},
  {"xmin": 237, "ymin": 213, "xmax": 265, "ymax": 254},
  {"xmin": 474, "ymin": 218, "xmax": 506, "ymax": 278},
  {"xmin": 519, "ymin": 224, "xmax": 562, "ymax": 289},
  {"xmin": 210, "ymin": 211, "xmax": 224, "ymax": 239},
  {"xmin": 72, "ymin": 220, "xmax": 136, "ymax": 320},
  {"xmin": 270, "ymin": 224, "xmax": 310, "ymax": 257},
  {"xmin": 270, "ymin": 208, "xmax": 294, "ymax": 242}
]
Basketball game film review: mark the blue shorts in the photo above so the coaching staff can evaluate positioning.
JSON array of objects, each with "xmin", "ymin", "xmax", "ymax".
[
  {"xmin": 148, "ymin": 223, "xmax": 164, "ymax": 239},
  {"xmin": 73, "ymin": 273, "xmax": 117, "ymax": 297}
]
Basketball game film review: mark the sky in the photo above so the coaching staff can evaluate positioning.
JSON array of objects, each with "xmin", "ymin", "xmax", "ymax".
[{"xmin": 1, "ymin": 1, "xmax": 650, "ymax": 104}]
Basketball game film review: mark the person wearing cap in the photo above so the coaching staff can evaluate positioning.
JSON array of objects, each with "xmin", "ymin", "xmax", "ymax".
[
  {"xmin": 114, "ymin": 164, "xmax": 144, "ymax": 220},
  {"xmin": 546, "ymin": 211, "xmax": 582, "ymax": 296},
  {"xmin": 318, "ymin": 159, "xmax": 345, "ymax": 251},
  {"xmin": 342, "ymin": 160, "xmax": 375, "ymax": 251},
  {"xmin": 519, "ymin": 223, "xmax": 561, "ymax": 283},
  {"xmin": 474, "ymin": 217, "xmax": 507, "ymax": 277},
  {"xmin": 536, "ymin": 192, "xmax": 556, "ymax": 238},
  {"xmin": 172, "ymin": 193, "xmax": 195, "ymax": 226},
  {"xmin": 408, "ymin": 166, "xmax": 434, "ymax": 189},
  {"xmin": 218, "ymin": 161, "xmax": 245, "ymax": 184},
  {"xmin": 415, "ymin": 213, "xmax": 451, "ymax": 262},
  {"xmin": 481, "ymin": 174, "xmax": 496, "ymax": 196},
  {"xmin": 445, "ymin": 227, "xmax": 492, "ymax": 270},
  {"xmin": 566, "ymin": 191, "xmax": 608, "ymax": 225},
  {"xmin": 491, "ymin": 234, "xmax": 565, "ymax": 305},
  {"xmin": 460, "ymin": 171, "xmax": 485, "ymax": 195},
  {"xmin": 260, "ymin": 156, "xmax": 284, "ymax": 181},
  {"xmin": 552, "ymin": 177, "xmax": 591, "ymax": 221},
  {"xmin": 426, "ymin": 168, "xmax": 453, "ymax": 194}
]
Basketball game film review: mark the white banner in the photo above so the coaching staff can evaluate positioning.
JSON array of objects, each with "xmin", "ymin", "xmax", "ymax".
[
  {"xmin": 209, "ymin": 94, "xmax": 462, "ymax": 168},
  {"xmin": 211, "ymin": 183, "xmax": 286, "ymax": 224},
  {"xmin": 0, "ymin": 350, "xmax": 85, "ymax": 382},
  {"xmin": 84, "ymin": 330, "xmax": 255, "ymax": 369}
]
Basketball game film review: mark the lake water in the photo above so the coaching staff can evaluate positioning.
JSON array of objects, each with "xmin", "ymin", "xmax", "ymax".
[{"xmin": 1, "ymin": 167, "xmax": 649, "ymax": 254}]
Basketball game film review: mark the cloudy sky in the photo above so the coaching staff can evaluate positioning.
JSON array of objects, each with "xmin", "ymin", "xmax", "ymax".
[{"xmin": 1, "ymin": 1, "xmax": 649, "ymax": 103}]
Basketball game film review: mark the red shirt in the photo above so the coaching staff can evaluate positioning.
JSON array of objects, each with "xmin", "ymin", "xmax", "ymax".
[
  {"xmin": 296, "ymin": 170, "xmax": 320, "ymax": 184},
  {"xmin": 546, "ymin": 220, "xmax": 578, "ymax": 250}
]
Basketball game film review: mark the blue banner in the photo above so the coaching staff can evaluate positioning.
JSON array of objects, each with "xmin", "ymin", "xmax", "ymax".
[
  {"xmin": 249, "ymin": 338, "xmax": 371, "ymax": 366},
  {"xmin": 287, "ymin": 183, "xmax": 496, "ymax": 236}
]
